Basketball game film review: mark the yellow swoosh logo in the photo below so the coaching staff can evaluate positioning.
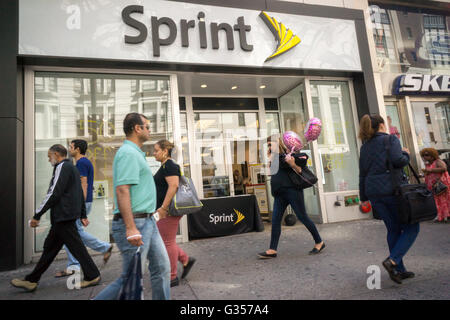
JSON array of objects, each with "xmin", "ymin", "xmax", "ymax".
[
  {"xmin": 233, "ymin": 209, "xmax": 245, "ymax": 225},
  {"xmin": 260, "ymin": 11, "xmax": 301, "ymax": 62}
]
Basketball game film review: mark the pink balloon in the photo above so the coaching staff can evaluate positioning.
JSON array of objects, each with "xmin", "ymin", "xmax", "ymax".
[
  {"xmin": 304, "ymin": 118, "xmax": 322, "ymax": 142},
  {"xmin": 283, "ymin": 131, "xmax": 303, "ymax": 152}
]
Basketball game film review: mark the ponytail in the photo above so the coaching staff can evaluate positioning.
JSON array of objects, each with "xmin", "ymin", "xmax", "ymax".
[{"xmin": 358, "ymin": 114, "xmax": 384, "ymax": 142}]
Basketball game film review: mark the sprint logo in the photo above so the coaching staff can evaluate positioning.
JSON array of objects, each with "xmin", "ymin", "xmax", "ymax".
[
  {"xmin": 209, "ymin": 209, "xmax": 246, "ymax": 225},
  {"xmin": 260, "ymin": 11, "xmax": 301, "ymax": 62},
  {"xmin": 233, "ymin": 209, "xmax": 245, "ymax": 225}
]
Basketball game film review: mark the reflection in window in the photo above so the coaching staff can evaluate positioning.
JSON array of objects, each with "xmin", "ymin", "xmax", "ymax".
[
  {"xmin": 369, "ymin": 4, "xmax": 450, "ymax": 73},
  {"xmin": 265, "ymin": 112, "xmax": 281, "ymax": 137},
  {"xmin": 194, "ymin": 112, "xmax": 262, "ymax": 201},
  {"xmin": 180, "ymin": 113, "xmax": 191, "ymax": 179},
  {"xmin": 34, "ymin": 72, "xmax": 172, "ymax": 252},
  {"xmin": 412, "ymin": 101, "xmax": 450, "ymax": 151},
  {"xmin": 310, "ymin": 81, "xmax": 359, "ymax": 192}
]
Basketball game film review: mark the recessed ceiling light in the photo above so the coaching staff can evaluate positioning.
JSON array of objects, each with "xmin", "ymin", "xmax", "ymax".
[
  {"xmin": 260, "ymin": 85, "xmax": 266, "ymax": 89},
  {"xmin": 201, "ymin": 84, "xmax": 207, "ymax": 88},
  {"xmin": 231, "ymin": 86, "xmax": 238, "ymax": 90}
]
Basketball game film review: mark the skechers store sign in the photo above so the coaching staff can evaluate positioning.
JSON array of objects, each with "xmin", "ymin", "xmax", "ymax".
[
  {"xmin": 19, "ymin": 0, "xmax": 361, "ymax": 71},
  {"xmin": 393, "ymin": 74, "xmax": 450, "ymax": 95}
]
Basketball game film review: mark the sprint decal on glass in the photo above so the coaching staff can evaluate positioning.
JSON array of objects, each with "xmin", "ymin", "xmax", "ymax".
[
  {"xmin": 260, "ymin": 11, "xmax": 301, "ymax": 62},
  {"xmin": 233, "ymin": 209, "xmax": 246, "ymax": 225}
]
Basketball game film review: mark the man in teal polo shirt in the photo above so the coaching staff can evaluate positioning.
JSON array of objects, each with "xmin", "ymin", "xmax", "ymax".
[{"xmin": 94, "ymin": 113, "xmax": 170, "ymax": 300}]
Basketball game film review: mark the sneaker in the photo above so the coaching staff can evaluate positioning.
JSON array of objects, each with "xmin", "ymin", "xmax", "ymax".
[
  {"xmin": 11, "ymin": 279, "xmax": 38, "ymax": 292},
  {"xmin": 181, "ymin": 257, "xmax": 196, "ymax": 279},
  {"xmin": 170, "ymin": 277, "xmax": 179, "ymax": 287},
  {"xmin": 80, "ymin": 276, "xmax": 100, "ymax": 289}
]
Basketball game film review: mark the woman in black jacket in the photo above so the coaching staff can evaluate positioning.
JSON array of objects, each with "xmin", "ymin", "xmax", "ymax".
[
  {"xmin": 359, "ymin": 114, "xmax": 419, "ymax": 284},
  {"xmin": 258, "ymin": 137, "xmax": 324, "ymax": 259}
]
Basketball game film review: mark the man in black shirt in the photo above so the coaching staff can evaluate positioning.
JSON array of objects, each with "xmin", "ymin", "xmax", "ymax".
[{"xmin": 11, "ymin": 144, "xmax": 100, "ymax": 292}]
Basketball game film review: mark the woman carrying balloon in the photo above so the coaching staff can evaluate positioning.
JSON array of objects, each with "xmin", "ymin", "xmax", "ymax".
[{"xmin": 258, "ymin": 120, "xmax": 325, "ymax": 259}]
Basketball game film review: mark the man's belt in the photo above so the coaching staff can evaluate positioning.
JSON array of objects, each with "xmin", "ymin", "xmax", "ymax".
[{"xmin": 113, "ymin": 212, "xmax": 153, "ymax": 221}]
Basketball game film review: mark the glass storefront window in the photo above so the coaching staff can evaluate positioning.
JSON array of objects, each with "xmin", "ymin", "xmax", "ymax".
[
  {"xmin": 411, "ymin": 101, "xmax": 450, "ymax": 153},
  {"xmin": 180, "ymin": 113, "xmax": 191, "ymax": 178},
  {"xmin": 310, "ymin": 81, "xmax": 359, "ymax": 193},
  {"xmin": 278, "ymin": 84, "xmax": 320, "ymax": 216},
  {"xmin": 386, "ymin": 104, "xmax": 405, "ymax": 146},
  {"xmin": 193, "ymin": 111, "xmax": 264, "ymax": 205},
  {"xmin": 369, "ymin": 4, "xmax": 450, "ymax": 73},
  {"xmin": 34, "ymin": 72, "xmax": 172, "ymax": 252},
  {"xmin": 265, "ymin": 112, "xmax": 281, "ymax": 137}
]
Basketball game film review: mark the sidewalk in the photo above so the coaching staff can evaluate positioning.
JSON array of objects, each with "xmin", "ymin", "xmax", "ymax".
[{"xmin": 1, "ymin": 219, "xmax": 449, "ymax": 300}]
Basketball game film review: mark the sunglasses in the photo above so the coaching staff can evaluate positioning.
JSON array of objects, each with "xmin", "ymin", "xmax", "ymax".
[{"xmin": 139, "ymin": 124, "xmax": 150, "ymax": 131}]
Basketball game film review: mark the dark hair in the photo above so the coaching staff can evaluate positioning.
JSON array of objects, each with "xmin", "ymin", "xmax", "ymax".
[
  {"xmin": 156, "ymin": 139, "xmax": 175, "ymax": 157},
  {"xmin": 358, "ymin": 114, "xmax": 384, "ymax": 142},
  {"xmin": 49, "ymin": 144, "xmax": 67, "ymax": 157},
  {"xmin": 71, "ymin": 139, "xmax": 88, "ymax": 155},
  {"xmin": 123, "ymin": 113, "xmax": 148, "ymax": 136},
  {"xmin": 420, "ymin": 148, "xmax": 439, "ymax": 161}
]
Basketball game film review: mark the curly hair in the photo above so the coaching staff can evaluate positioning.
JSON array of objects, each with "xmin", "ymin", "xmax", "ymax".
[{"xmin": 420, "ymin": 148, "xmax": 439, "ymax": 161}]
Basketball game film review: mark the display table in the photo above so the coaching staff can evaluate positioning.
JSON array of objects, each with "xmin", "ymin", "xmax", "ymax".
[{"xmin": 187, "ymin": 194, "xmax": 265, "ymax": 239}]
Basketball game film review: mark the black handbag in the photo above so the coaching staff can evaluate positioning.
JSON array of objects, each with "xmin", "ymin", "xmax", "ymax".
[
  {"xmin": 384, "ymin": 136, "xmax": 437, "ymax": 224},
  {"xmin": 288, "ymin": 166, "xmax": 318, "ymax": 189},
  {"xmin": 432, "ymin": 179, "xmax": 448, "ymax": 196}
]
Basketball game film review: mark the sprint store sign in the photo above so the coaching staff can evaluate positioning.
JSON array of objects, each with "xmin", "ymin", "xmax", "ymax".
[{"xmin": 19, "ymin": 0, "xmax": 361, "ymax": 71}]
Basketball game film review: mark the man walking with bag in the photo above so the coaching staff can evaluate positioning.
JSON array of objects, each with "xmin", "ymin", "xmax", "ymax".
[
  {"xmin": 11, "ymin": 145, "xmax": 101, "ymax": 292},
  {"xmin": 94, "ymin": 113, "xmax": 171, "ymax": 300}
]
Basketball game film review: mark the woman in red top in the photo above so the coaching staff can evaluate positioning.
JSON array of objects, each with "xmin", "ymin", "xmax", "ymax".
[{"xmin": 420, "ymin": 148, "xmax": 450, "ymax": 223}]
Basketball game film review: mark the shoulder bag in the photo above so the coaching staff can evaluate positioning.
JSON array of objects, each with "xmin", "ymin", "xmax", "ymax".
[
  {"xmin": 432, "ymin": 178, "xmax": 448, "ymax": 196},
  {"xmin": 384, "ymin": 136, "xmax": 437, "ymax": 224},
  {"xmin": 168, "ymin": 168, "xmax": 203, "ymax": 217},
  {"xmin": 288, "ymin": 165, "xmax": 318, "ymax": 190}
]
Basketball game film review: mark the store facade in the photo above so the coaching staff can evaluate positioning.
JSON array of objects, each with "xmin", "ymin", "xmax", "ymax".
[
  {"xmin": 369, "ymin": 2, "xmax": 450, "ymax": 174},
  {"xmin": 1, "ymin": 0, "xmax": 382, "ymax": 269}
]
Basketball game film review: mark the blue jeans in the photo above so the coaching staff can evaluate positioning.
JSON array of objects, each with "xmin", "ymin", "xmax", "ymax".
[
  {"xmin": 270, "ymin": 188, "xmax": 322, "ymax": 250},
  {"xmin": 370, "ymin": 196, "xmax": 420, "ymax": 272},
  {"xmin": 65, "ymin": 202, "xmax": 111, "ymax": 271},
  {"xmin": 93, "ymin": 215, "xmax": 171, "ymax": 300}
]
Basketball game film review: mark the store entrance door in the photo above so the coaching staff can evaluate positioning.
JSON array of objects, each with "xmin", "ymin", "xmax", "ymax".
[
  {"xmin": 192, "ymin": 111, "xmax": 263, "ymax": 200},
  {"xmin": 277, "ymin": 82, "xmax": 321, "ymax": 219}
]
